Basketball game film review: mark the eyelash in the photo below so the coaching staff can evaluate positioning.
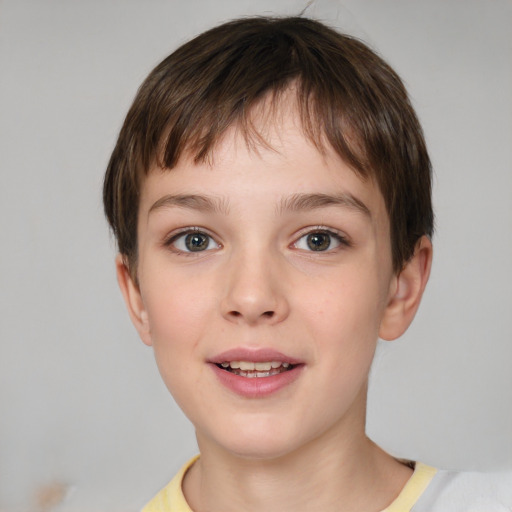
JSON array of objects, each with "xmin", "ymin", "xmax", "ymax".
[
  {"xmin": 164, "ymin": 228, "xmax": 220, "ymax": 255},
  {"xmin": 293, "ymin": 227, "xmax": 350, "ymax": 253},
  {"xmin": 163, "ymin": 226, "xmax": 350, "ymax": 255}
]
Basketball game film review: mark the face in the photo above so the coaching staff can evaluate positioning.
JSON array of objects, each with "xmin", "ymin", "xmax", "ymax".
[{"xmin": 118, "ymin": 106, "xmax": 426, "ymax": 460}]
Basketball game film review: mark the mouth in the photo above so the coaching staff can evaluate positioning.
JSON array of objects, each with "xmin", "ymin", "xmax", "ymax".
[
  {"xmin": 216, "ymin": 360, "xmax": 293, "ymax": 378},
  {"xmin": 209, "ymin": 350, "xmax": 303, "ymax": 397}
]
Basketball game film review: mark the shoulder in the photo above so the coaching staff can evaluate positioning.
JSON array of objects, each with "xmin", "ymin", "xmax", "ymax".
[
  {"xmin": 413, "ymin": 468, "xmax": 512, "ymax": 512},
  {"xmin": 141, "ymin": 456, "xmax": 198, "ymax": 512}
]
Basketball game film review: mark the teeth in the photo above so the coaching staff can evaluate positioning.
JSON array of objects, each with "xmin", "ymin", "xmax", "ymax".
[
  {"xmin": 220, "ymin": 360, "xmax": 290, "ymax": 370},
  {"xmin": 255, "ymin": 362, "xmax": 272, "ymax": 371},
  {"xmin": 239, "ymin": 370, "xmax": 272, "ymax": 378}
]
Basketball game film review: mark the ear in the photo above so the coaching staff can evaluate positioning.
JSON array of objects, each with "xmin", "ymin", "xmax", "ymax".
[
  {"xmin": 379, "ymin": 236, "xmax": 433, "ymax": 341},
  {"xmin": 115, "ymin": 254, "xmax": 152, "ymax": 346}
]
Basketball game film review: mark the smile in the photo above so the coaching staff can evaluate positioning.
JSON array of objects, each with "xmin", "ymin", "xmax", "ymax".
[
  {"xmin": 209, "ymin": 349, "xmax": 303, "ymax": 396},
  {"xmin": 217, "ymin": 361, "xmax": 292, "ymax": 378}
]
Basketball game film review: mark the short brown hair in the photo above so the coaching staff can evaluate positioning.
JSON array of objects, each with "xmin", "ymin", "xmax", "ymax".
[{"xmin": 103, "ymin": 16, "xmax": 433, "ymax": 274}]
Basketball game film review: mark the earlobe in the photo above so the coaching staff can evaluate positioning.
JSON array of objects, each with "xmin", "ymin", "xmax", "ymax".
[
  {"xmin": 379, "ymin": 236, "xmax": 433, "ymax": 341},
  {"xmin": 115, "ymin": 254, "xmax": 152, "ymax": 346}
]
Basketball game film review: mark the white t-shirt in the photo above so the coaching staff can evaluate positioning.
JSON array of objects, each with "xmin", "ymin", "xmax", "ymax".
[{"xmin": 412, "ymin": 468, "xmax": 512, "ymax": 511}]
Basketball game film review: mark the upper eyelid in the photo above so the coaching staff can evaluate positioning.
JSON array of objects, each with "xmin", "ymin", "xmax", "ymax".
[
  {"xmin": 294, "ymin": 225, "xmax": 348, "ymax": 239},
  {"xmin": 164, "ymin": 227, "xmax": 216, "ymax": 243}
]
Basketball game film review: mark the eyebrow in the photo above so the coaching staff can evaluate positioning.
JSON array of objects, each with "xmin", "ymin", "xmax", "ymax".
[
  {"xmin": 148, "ymin": 192, "xmax": 371, "ymax": 218},
  {"xmin": 277, "ymin": 193, "xmax": 371, "ymax": 217},
  {"xmin": 148, "ymin": 194, "xmax": 230, "ymax": 216}
]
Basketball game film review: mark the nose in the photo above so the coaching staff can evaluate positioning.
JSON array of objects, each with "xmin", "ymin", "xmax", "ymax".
[{"xmin": 220, "ymin": 248, "xmax": 290, "ymax": 326}]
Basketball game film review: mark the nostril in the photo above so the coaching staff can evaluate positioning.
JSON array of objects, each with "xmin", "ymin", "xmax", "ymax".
[{"xmin": 229, "ymin": 310, "xmax": 274, "ymax": 318}]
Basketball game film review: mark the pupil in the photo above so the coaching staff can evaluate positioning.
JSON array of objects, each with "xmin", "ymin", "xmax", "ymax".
[
  {"xmin": 307, "ymin": 233, "xmax": 330, "ymax": 251},
  {"xmin": 185, "ymin": 233, "xmax": 208, "ymax": 251}
]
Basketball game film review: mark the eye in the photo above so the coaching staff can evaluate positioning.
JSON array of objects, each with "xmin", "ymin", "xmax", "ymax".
[
  {"xmin": 169, "ymin": 230, "xmax": 219, "ymax": 253},
  {"xmin": 294, "ymin": 229, "xmax": 347, "ymax": 252}
]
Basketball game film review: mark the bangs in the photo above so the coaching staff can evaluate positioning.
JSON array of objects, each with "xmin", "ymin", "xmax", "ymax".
[{"xmin": 157, "ymin": 82, "xmax": 367, "ymax": 180}]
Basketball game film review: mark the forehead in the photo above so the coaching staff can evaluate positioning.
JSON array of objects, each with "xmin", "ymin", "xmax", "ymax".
[{"xmin": 140, "ymin": 100, "xmax": 388, "ymax": 228}]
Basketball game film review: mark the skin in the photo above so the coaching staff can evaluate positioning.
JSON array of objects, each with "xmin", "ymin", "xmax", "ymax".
[{"xmin": 117, "ymin": 103, "xmax": 432, "ymax": 512}]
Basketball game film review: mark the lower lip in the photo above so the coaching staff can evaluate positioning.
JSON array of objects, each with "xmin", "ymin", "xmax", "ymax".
[{"xmin": 209, "ymin": 364, "xmax": 303, "ymax": 398}]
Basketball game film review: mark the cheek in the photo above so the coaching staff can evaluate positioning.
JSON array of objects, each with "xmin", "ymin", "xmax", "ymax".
[
  {"xmin": 144, "ymin": 266, "xmax": 213, "ymax": 334},
  {"xmin": 300, "ymin": 270, "xmax": 384, "ymax": 378},
  {"xmin": 142, "ymin": 273, "xmax": 214, "ymax": 385},
  {"xmin": 304, "ymin": 272, "xmax": 384, "ymax": 337}
]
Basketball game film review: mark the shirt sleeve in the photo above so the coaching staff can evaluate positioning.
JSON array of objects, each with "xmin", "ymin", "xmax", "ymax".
[{"xmin": 412, "ymin": 469, "xmax": 512, "ymax": 512}]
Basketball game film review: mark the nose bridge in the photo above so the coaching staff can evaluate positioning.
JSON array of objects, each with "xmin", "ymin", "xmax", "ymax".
[{"xmin": 221, "ymin": 241, "xmax": 288, "ymax": 325}]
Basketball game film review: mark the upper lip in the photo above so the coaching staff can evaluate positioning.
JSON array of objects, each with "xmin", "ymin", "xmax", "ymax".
[{"xmin": 208, "ymin": 347, "xmax": 303, "ymax": 365}]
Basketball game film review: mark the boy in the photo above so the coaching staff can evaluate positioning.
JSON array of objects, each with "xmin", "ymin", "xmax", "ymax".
[{"xmin": 103, "ymin": 16, "xmax": 511, "ymax": 512}]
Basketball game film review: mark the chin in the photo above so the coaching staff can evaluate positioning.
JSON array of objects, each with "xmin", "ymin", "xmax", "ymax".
[{"xmin": 202, "ymin": 420, "xmax": 309, "ymax": 462}]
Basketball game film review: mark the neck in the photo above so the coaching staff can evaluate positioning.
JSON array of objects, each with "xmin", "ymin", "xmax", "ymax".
[{"xmin": 183, "ymin": 396, "xmax": 412, "ymax": 512}]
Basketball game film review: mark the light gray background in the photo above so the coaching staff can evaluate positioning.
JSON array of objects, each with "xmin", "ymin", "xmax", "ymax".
[{"xmin": 1, "ymin": 1, "xmax": 511, "ymax": 510}]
